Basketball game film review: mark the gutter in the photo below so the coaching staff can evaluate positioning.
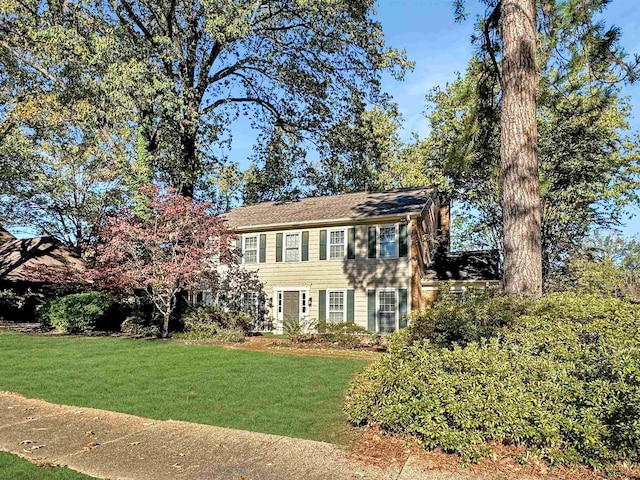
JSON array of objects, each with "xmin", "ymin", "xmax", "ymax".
[{"xmin": 227, "ymin": 212, "xmax": 423, "ymax": 233}]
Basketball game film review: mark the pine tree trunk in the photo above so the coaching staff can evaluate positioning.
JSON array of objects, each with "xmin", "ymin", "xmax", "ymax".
[{"xmin": 500, "ymin": 0, "xmax": 542, "ymax": 297}]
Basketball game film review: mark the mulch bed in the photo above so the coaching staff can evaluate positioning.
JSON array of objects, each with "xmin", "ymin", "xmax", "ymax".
[
  {"xmin": 220, "ymin": 335, "xmax": 383, "ymax": 360},
  {"xmin": 349, "ymin": 427, "xmax": 640, "ymax": 480}
]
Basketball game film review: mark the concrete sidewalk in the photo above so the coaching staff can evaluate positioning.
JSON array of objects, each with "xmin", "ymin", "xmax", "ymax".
[{"xmin": 0, "ymin": 391, "xmax": 487, "ymax": 480}]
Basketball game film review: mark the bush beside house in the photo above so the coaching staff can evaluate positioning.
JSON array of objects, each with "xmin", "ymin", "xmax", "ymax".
[
  {"xmin": 345, "ymin": 292, "xmax": 640, "ymax": 466},
  {"xmin": 176, "ymin": 305, "xmax": 253, "ymax": 342},
  {"xmin": 41, "ymin": 292, "xmax": 113, "ymax": 334}
]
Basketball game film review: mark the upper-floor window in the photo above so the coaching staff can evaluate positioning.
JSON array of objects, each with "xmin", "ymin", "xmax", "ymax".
[
  {"xmin": 285, "ymin": 233, "xmax": 300, "ymax": 262},
  {"xmin": 379, "ymin": 225, "xmax": 397, "ymax": 258},
  {"xmin": 329, "ymin": 229, "xmax": 346, "ymax": 260},
  {"xmin": 243, "ymin": 235, "xmax": 258, "ymax": 264}
]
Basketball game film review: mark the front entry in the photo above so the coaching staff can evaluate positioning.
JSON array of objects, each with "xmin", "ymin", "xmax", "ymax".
[{"xmin": 282, "ymin": 291, "xmax": 300, "ymax": 322}]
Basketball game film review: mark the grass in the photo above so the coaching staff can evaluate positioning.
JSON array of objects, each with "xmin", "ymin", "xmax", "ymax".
[
  {"xmin": 0, "ymin": 452, "xmax": 97, "ymax": 479},
  {"xmin": 0, "ymin": 332, "xmax": 367, "ymax": 444}
]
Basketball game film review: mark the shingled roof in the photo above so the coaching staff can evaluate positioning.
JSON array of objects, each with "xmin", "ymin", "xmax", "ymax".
[
  {"xmin": 224, "ymin": 187, "xmax": 435, "ymax": 230},
  {"xmin": 424, "ymin": 250, "xmax": 502, "ymax": 282},
  {"xmin": 0, "ymin": 227, "xmax": 15, "ymax": 243},
  {"xmin": 0, "ymin": 236, "xmax": 84, "ymax": 284}
]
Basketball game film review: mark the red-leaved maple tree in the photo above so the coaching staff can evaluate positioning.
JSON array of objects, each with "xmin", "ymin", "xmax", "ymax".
[{"xmin": 89, "ymin": 187, "xmax": 236, "ymax": 337}]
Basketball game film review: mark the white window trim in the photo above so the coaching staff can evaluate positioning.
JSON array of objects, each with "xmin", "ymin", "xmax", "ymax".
[
  {"xmin": 242, "ymin": 234, "xmax": 259, "ymax": 265},
  {"xmin": 377, "ymin": 224, "xmax": 399, "ymax": 259},
  {"xmin": 283, "ymin": 230, "xmax": 302, "ymax": 263},
  {"xmin": 271, "ymin": 286, "xmax": 311, "ymax": 330},
  {"xmin": 327, "ymin": 227, "xmax": 348, "ymax": 261},
  {"xmin": 326, "ymin": 289, "xmax": 348, "ymax": 323},
  {"xmin": 375, "ymin": 288, "xmax": 399, "ymax": 333}
]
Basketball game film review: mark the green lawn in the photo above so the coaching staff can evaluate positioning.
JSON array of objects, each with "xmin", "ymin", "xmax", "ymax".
[
  {"xmin": 0, "ymin": 452, "xmax": 97, "ymax": 479},
  {"xmin": 0, "ymin": 333, "xmax": 366, "ymax": 444}
]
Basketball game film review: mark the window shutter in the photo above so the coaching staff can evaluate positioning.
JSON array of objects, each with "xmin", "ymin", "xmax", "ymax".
[
  {"xmin": 347, "ymin": 228, "xmax": 356, "ymax": 259},
  {"xmin": 235, "ymin": 237, "xmax": 242, "ymax": 263},
  {"xmin": 399, "ymin": 224, "xmax": 408, "ymax": 258},
  {"xmin": 399, "ymin": 288, "xmax": 408, "ymax": 329},
  {"xmin": 276, "ymin": 233, "xmax": 283, "ymax": 262},
  {"xmin": 302, "ymin": 231, "xmax": 309, "ymax": 261},
  {"xmin": 259, "ymin": 234, "xmax": 266, "ymax": 263},
  {"xmin": 346, "ymin": 289, "xmax": 355, "ymax": 323},
  {"xmin": 318, "ymin": 290, "xmax": 326, "ymax": 323},
  {"xmin": 367, "ymin": 289, "xmax": 376, "ymax": 331},
  {"xmin": 319, "ymin": 229, "xmax": 327, "ymax": 260},
  {"xmin": 368, "ymin": 227, "xmax": 377, "ymax": 258}
]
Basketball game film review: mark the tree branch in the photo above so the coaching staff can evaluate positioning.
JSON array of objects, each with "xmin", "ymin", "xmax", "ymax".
[
  {"xmin": 202, "ymin": 96, "xmax": 282, "ymax": 120},
  {"xmin": 483, "ymin": 0, "xmax": 503, "ymax": 87}
]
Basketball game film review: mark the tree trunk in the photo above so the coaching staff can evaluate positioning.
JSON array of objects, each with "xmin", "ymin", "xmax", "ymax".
[
  {"xmin": 500, "ymin": 0, "xmax": 542, "ymax": 297},
  {"xmin": 162, "ymin": 311, "xmax": 170, "ymax": 338},
  {"xmin": 177, "ymin": 126, "xmax": 197, "ymax": 198}
]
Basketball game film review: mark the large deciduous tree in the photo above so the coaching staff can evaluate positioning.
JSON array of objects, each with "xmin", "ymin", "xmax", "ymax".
[{"xmin": 2, "ymin": 0, "xmax": 411, "ymax": 199}]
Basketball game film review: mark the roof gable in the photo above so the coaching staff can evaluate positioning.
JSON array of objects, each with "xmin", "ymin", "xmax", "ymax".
[{"xmin": 224, "ymin": 187, "xmax": 435, "ymax": 230}]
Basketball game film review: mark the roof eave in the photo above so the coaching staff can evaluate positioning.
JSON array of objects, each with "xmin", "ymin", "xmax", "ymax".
[{"xmin": 228, "ymin": 211, "xmax": 424, "ymax": 233}]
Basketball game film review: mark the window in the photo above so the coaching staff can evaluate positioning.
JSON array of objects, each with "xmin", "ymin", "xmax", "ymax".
[
  {"xmin": 379, "ymin": 225, "xmax": 397, "ymax": 258},
  {"xmin": 328, "ymin": 291, "xmax": 345, "ymax": 323},
  {"xmin": 196, "ymin": 290, "xmax": 214, "ymax": 306},
  {"xmin": 243, "ymin": 235, "xmax": 258, "ymax": 264},
  {"xmin": 285, "ymin": 233, "xmax": 300, "ymax": 262},
  {"xmin": 278, "ymin": 292, "xmax": 283, "ymax": 313},
  {"xmin": 329, "ymin": 230, "xmax": 345, "ymax": 259},
  {"xmin": 302, "ymin": 292, "xmax": 307, "ymax": 314},
  {"xmin": 378, "ymin": 290, "xmax": 397, "ymax": 333},
  {"xmin": 242, "ymin": 292, "xmax": 258, "ymax": 316}
]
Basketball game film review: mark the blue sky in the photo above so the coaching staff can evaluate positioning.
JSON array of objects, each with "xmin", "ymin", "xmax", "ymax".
[
  {"xmin": 228, "ymin": 0, "xmax": 640, "ymax": 238},
  {"xmin": 375, "ymin": 0, "xmax": 640, "ymax": 238}
]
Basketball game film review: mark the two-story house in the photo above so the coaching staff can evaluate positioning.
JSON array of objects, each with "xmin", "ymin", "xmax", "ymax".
[{"xmin": 223, "ymin": 187, "xmax": 500, "ymax": 333}]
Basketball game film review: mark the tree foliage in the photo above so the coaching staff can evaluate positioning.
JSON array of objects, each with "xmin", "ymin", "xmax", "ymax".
[
  {"xmin": 422, "ymin": 1, "xmax": 640, "ymax": 282},
  {"xmin": 1, "ymin": 0, "xmax": 412, "ymax": 199}
]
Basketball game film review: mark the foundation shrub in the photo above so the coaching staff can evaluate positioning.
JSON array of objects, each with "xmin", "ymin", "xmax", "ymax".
[
  {"xmin": 283, "ymin": 316, "xmax": 317, "ymax": 342},
  {"xmin": 180, "ymin": 305, "xmax": 253, "ymax": 338},
  {"xmin": 345, "ymin": 293, "xmax": 640, "ymax": 466},
  {"xmin": 398, "ymin": 290, "xmax": 529, "ymax": 350},
  {"xmin": 120, "ymin": 315, "xmax": 161, "ymax": 337},
  {"xmin": 317, "ymin": 322, "xmax": 368, "ymax": 348},
  {"xmin": 42, "ymin": 291, "xmax": 112, "ymax": 333}
]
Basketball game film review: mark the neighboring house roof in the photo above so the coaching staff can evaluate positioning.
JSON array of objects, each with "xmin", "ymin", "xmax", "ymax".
[
  {"xmin": 424, "ymin": 250, "xmax": 501, "ymax": 282},
  {"xmin": 224, "ymin": 187, "xmax": 435, "ymax": 230},
  {"xmin": 0, "ymin": 227, "xmax": 15, "ymax": 243},
  {"xmin": 0, "ymin": 236, "xmax": 84, "ymax": 284}
]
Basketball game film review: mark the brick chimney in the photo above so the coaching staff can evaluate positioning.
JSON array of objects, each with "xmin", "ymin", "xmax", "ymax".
[{"xmin": 437, "ymin": 196, "xmax": 450, "ymax": 252}]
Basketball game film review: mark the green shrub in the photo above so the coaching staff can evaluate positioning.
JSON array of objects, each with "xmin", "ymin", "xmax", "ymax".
[
  {"xmin": 317, "ymin": 322, "xmax": 368, "ymax": 348},
  {"xmin": 398, "ymin": 289, "xmax": 529, "ymax": 350},
  {"xmin": 283, "ymin": 316, "xmax": 316, "ymax": 342},
  {"xmin": 180, "ymin": 305, "xmax": 252, "ymax": 338},
  {"xmin": 213, "ymin": 328, "xmax": 246, "ymax": 342},
  {"xmin": 120, "ymin": 316, "xmax": 160, "ymax": 337},
  {"xmin": 174, "ymin": 327, "xmax": 245, "ymax": 342},
  {"xmin": 345, "ymin": 292, "xmax": 640, "ymax": 466},
  {"xmin": 367, "ymin": 332, "xmax": 382, "ymax": 347},
  {"xmin": 43, "ymin": 292, "xmax": 111, "ymax": 334}
]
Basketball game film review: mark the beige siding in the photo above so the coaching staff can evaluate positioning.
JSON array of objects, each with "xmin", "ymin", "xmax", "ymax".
[{"xmin": 241, "ymin": 223, "xmax": 412, "ymax": 329}]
